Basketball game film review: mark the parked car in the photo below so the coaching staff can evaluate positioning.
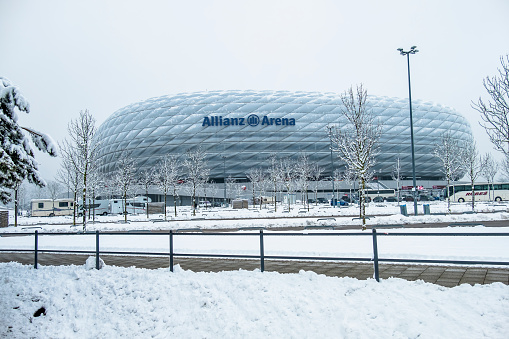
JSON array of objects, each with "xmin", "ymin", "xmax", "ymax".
[
  {"xmin": 307, "ymin": 198, "xmax": 316, "ymax": 204},
  {"xmin": 316, "ymin": 198, "xmax": 329, "ymax": 204},
  {"xmin": 372, "ymin": 196, "xmax": 384, "ymax": 203},
  {"xmin": 385, "ymin": 196, "xmax": 399, "ymax": 202},
  {"xmin": 331, "ymin": 198, "xmax": 349, "ymax": 206},
  {"xmin": 340, "ymin": 195, "xmax": 357, "ymax": 204}
]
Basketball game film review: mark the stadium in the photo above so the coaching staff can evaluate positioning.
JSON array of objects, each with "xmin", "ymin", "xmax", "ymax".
[{"xmin": 95, "ymin": 90, "xmax": 473, "ymax": 183}]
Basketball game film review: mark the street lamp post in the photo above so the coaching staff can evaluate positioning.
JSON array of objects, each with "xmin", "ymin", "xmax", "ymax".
[
  {"xmin": 327, "ymin": 126, "xmax": 335, "ymax": 208},
  {"xmin": 222, "ymin": 156, "xmax": 226, "ymax": 204},
  {"xmin": 397, "ymin": 45, "xmax": 419, "ymax": 216}
]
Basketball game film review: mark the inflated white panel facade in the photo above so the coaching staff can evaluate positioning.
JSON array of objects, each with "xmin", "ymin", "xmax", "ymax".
[{"xmin": 95, "ymin": 90, "xmax": 473, "ymax": 180}]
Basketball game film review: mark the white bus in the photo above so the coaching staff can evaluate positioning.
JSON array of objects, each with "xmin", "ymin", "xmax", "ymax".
[
  {"xmin": 31, "ymin": 198, "xmax": 75, "ymax": 217},
  {"xmin": 445, "ymin": 183, "xmax": 509, "ymax": 203}
]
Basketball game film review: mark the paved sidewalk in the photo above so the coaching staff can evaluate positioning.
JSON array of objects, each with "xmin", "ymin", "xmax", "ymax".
[{"xmin": 1, "ymin": 253, "xmax": 508, "ymax": 287}]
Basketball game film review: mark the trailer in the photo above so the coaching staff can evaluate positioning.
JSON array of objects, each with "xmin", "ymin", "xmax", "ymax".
[
  {"xmin": 84, "ymin": 199, "xmax": 111, "ymax": 216},
  {"xmin": 31, "ymin": 198, "xmax": 75, "ymax": 217}
]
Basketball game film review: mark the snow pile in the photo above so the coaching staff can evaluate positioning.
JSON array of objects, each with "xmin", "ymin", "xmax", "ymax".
[{"xmin": 1, "ymin": 262, "xmax": 508, "ymax": 338}]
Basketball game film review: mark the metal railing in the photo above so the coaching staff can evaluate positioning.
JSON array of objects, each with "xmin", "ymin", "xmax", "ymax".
[{"xmin": 1, "ymin": 228, "xmax": 508, "ymax": 282}]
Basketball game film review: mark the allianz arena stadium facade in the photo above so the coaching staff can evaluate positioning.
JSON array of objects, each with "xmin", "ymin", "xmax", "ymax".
[{"xmin": 95, "ymin": 90, "xmax": 473, "ymax": 181}]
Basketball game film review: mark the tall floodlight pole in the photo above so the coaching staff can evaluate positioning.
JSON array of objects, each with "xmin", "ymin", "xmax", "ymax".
[
  {"xmin": 222, "ymin": 156, "xmax": 226, "ymax": 204},
  {"xmin": 397, "ymin": 46, "xmax": 419, "ymax": 215}
]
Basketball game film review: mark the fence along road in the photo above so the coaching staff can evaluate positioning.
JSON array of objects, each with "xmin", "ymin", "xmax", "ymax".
[{"xmin": 1, "ymin": 221, "xmax": 508, "ymax": 288}]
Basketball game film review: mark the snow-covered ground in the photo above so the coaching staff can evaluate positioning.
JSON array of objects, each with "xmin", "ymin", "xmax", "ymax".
[
  {"xmin": 1, "ymin": 201, "xmax": 508, "ymax": 338},
  {"xmin": 1, "ymin": 262, "xmax": 508, "ymax": 338},
  {"xmin": 5, "ymin": 200, "xmax": 509, "ymax": 232}
]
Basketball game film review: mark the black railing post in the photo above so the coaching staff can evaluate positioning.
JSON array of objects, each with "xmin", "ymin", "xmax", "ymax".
[
  {"xmin": 95, "ymin": 230, "xmax": 100, "ymax": 270},
  {"xmin": 34, "ymin": 230, "xmax": 38, "ymax": 269},
  {"xmin": 260, "ymin": 230, "xmax": 265, "ymax": 272},
  {"xmin": 169, "ymin": 230, "xmax": 174, "ymax": 272},
  {"xmin": 372, "ymin": 228, "xmax": 380, "ymax": 282}
]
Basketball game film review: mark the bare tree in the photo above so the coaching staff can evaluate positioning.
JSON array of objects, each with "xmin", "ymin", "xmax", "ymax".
[
  {"xmin": 87, "ymin": 168, "xmax": 103, "ymax": 222},
  {"xmin": 296, "ymin": 154, "xmax": 312, "ymax": 211},
  {"xmin": 138, "ymin": 168, "xmax": 156, "ymax": 219},
  {"xmin": 183, "ymin": 148, "xmax": 210, "ymax": 216},
  {"xmin": 311, "ymin": 164, "xmax": 324, "ymax": 206},
  {"xmin": 433, "ymin": 132, "xmax": 464, "ymax": 213},
  {"xmin": 233, "ymin": 182, "xmax": 246, "ymax": 200},
  {"xmin": 391, "ymin": 157, "xmax": 403, "ymax": 202},
  {"xmin": 46, "ymin": 180, "xmax": 63, "ymax": 216},
  {"xmin": 113, "ymin": 154, "xmax": 137, "ymax": 223},
  {"xmin": 257, "ymin": 176, "xmax": 267, "ymax": 210},
  {"xmin": 60, "ymin": 110, "xmax": 100, "ymax": 229},
  {"xmin": 208, "ymin": 181, "xmax": 218, "ymax": 207},
  {"xmin": 480, "ymin": 153, "xmax": 498, "ymax": 202},
  {"xmin": 225, "ymin": 175, "xmax": 236, "ymax": 207},
  {"xmin": 473, "ymin": 55, "xmax": 509, "ymax": 161},
  {"xmin": 198, "ymin": 173, "xmax": 210, "ymax": 208},
  {"xmin": 342, "ymin": 167, "xmax": 356, "ymax": 203},
  {"xmin": 267, "ymin": 155, "xmax": 282, "ymax": 212},
  {"xmin": 155, "ymin": 155, "xmax": 181, "ymax": 219},
  {"xmin": 280, "ymin": 157, "xmax": 297, "ymax": 212},
  {"xmin": 461, "ymin": 137, "xmax": 482, "ymax": 210},
  {"xmin": 56, "ymin": 154, "xmax": 81, "ymax": 225},
  {"xmin": 328, "ymin": 85, "xmax": 382, "ymax": 229},
  {"xmin": 246, "ymin": 167, "xmax": 264, "ymax": 208},
  {"xmin": 13, "ymin": 181, "xmax": 26, "ymax": 226}
]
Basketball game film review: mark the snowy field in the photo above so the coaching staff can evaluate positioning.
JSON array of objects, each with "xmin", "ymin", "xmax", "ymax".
[{"xmin": 1, "ymin": 201, "xmax": 509, "ymax": 338}]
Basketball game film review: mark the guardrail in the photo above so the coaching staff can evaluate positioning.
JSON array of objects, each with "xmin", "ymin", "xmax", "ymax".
[{"xmin": 1, "ymin": 229, "xmax": 508, "ymax": 282}]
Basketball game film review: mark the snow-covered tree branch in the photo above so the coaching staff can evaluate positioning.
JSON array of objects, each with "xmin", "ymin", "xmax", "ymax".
[
  {"xmin": 183, "ymin": 148, "xmax": 209, "ymax": 216},
  {"xmin": 433, "ymin": 132, "xmax": 464, "ymax": 213},
  {"xmin": 0, "ymin": 77, "xmax": 57, "ymax": 203},
  {"xmin": 155, "ymin": 155, "xmax": 181, "ymax": 219},
  {"xmin": 328, "ymin": 84, "xmax": 382, "ymax": 229},
  {"xmin": 480, "ymin": 153, "xmax": 498, "ymax": 201},
  {"xmin": 473, "ymin": 55, "xmax": 509, "ymax": 157},
  {"xmin": 461, "ymin": 137, "xmax": 481, "ymax": 211},
  {"xmin": 60, "ymin": 110, "xmax": 100, "ymax": 229},
  {"xmin": 113, "ymin": 154, "xmax": 137, "ymax": 223}
]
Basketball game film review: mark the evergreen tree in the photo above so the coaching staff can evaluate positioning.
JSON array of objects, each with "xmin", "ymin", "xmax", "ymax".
[{"xmin": 0, "ymin": 77, "xmax": 57, "ymax": 203}]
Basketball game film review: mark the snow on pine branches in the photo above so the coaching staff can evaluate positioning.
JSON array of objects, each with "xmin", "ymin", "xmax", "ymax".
[{"xmin": 0, "ymin": 77, "xmax": 57, "ymax": 203}]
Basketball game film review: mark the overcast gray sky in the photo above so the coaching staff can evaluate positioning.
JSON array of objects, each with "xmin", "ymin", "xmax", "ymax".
[{"xmin": 1, "ymin": 0, "xmax": 508, "ymax": 180}]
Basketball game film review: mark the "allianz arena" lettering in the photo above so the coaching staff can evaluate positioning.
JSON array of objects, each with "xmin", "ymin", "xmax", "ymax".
[{"xmin": 202, "ymin": 114, "xmax": 296, "ymax": 127}]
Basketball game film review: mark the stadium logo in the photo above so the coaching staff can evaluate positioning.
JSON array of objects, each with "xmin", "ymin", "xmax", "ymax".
[
  {"xmin": 247, "ymin": 114, "xmax": 260, "ymax": 126},
  {"xmin": 202, "ymin": 114, "xmax": 295, "ymax": 127}
]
